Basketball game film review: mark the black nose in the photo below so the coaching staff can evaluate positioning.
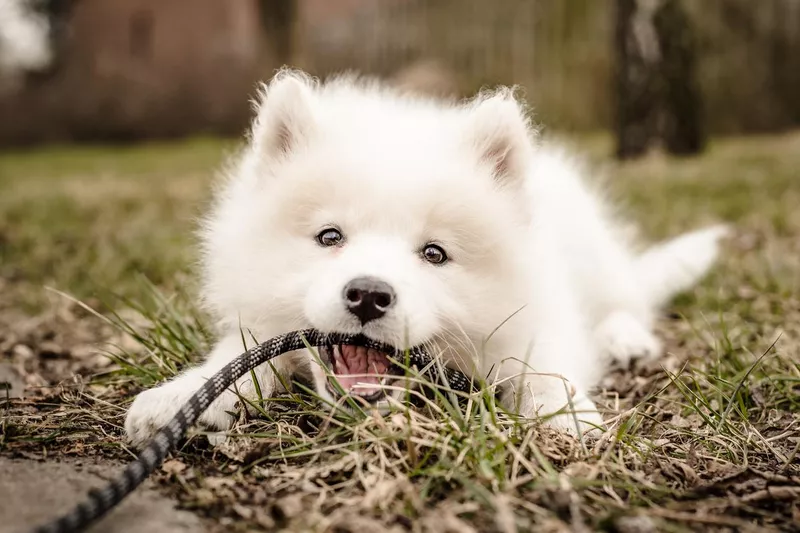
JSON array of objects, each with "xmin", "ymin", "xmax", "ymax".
[{"xmin": 343, "ymin": 276, "xmax": 396, "ymax": 325}]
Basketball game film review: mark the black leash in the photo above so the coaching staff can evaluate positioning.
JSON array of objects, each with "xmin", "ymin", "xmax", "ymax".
[{"xmin": 33, "ymin": 329, "xmax": 472, "ymax": 533}]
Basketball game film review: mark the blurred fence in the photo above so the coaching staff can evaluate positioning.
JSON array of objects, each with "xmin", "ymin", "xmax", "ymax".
[
  {"xmin": 297, "ymin": 0, "xmax": 613, "ymax": 131},
  {"xmin": 297, "ymin": 0, "xmax": 800, "ymax": 133},
  {"xmin": 1, "ymin": 0, "xmax": 799, "ymax": 146}
]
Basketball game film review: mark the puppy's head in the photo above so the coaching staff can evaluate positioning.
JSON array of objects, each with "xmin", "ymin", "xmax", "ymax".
[{"xmin": 201, "ymin": 70, "xmax": 537, "ymax": 408}]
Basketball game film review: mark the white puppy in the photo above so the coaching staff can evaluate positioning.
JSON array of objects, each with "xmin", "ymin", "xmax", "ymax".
[{"xmin": 124, "ymin": 70, "xmax": 726, "ymax": 448}]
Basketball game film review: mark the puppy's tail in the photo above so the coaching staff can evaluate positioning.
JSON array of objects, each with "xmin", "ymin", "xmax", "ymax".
[{"xmin": 636, "ymin": 225, "xmax": 729, "ymax": 308}]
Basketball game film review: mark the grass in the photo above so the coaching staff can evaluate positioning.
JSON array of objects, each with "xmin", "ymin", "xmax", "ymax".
[
  {"xmin": 1, "ymin": 132, "xmax": 799, "ymax": 532},
  {"xmin": 0, "ymin": 138, "xmax": 236, "ymax": 312}
]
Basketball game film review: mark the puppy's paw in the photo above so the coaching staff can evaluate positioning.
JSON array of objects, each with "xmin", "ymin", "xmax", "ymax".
[
  {"xmin": 594, "ymin": 311, "xmax": 662, "ymax": 366},
  {"xmin": 124, "ymin": 379, "xmax": 235, "ymax": 449},
  {"xmin": 515, "ymin": 386, "xmax": 605, "ymax": 438},
  {"xmin": 125, "ymin": 385, "xmax": 185, "ymax": 449},
  {"xmin": 539, "ymin": 392, "xmax": 605, "ymax": 437}
]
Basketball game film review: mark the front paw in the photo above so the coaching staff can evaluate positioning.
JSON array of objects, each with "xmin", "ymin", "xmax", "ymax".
[
  {"xmin": 539, "ymin": 395, "xmax": 605, "ymax": 437},
  {"xmin": 124, "ymin": 378, "xmax": 236, "ymax": 449},
  {"xmin": 525, "ymin": 391, "xmax": 605, "ymax": 438},
  {"xmin": 124, "ymin": 385, "xmax": 187, "ymax": 449}
]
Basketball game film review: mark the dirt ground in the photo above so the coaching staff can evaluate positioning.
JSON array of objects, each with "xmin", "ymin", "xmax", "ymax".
[{"xmin": 1, "ymin": 134, "xmax": 799, "ymax": 532}]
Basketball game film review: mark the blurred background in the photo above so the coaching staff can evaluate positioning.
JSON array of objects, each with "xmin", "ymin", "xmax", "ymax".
[
  {"xmin": 1, "ymin": 0, "xmax": 799, "ymax": 316},
  {"xmin": 2, "ymin": 0, "xmax": 800, "ymax": 152}
]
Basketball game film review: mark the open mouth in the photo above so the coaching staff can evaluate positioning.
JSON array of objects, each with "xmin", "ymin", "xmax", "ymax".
[{"xmin": 320, "ymin": 344, "xmax": 399, "ymax": 403}]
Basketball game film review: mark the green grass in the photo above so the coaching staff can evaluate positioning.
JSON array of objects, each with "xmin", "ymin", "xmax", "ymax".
[
  {"xmin": 2, "ymin": 132, "xmax": 799, "ymax": 531},
  {"xmin": 0, "ymin": 138, "xmax": 237, "ymax": 311}
]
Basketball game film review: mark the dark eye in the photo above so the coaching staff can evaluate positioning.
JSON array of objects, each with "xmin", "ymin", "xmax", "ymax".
[
  {"xmin": 316, "ymin": 227, "xmax": 344, "ymax": 247},
  {"xmin": 421, "ymin": 244, "xmax": 448, "ymax": 265}
]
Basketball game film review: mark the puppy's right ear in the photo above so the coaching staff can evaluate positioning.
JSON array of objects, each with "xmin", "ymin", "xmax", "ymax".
[
  {"xmin": 463, "ymin": 88, "xmax": 534, "ymax": 189},
  {"xmin": 251, "ymin": 70, "xmax": 316, "ymax": 160}
]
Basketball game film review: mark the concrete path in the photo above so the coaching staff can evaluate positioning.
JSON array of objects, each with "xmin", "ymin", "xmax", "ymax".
[{"xmin": 0, "ymin": 458, "xmax": 206, "ymax": 533}]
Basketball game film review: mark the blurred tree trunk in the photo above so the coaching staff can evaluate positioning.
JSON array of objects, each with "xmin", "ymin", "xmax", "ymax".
[
  {"xmin": 614, "ymin": 0, "xmax": 657, "ymax": 159},
  {"xmin": 770, "ymin": 0, "xmax": 800, "ymax": 126},
  {"xmin": 653, "ymin": 0, "xmax": 704, "ymax": 155},
  {"xmin": 259, "ymin": 0, "xmax": 296, "ymax": 65},
  {"xmin": 614, "ymin": 0, "xmax": 705, "ymax": 159}
]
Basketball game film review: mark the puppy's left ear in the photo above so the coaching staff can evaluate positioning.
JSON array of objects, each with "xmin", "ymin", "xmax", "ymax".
[{"xmin": 465, "ymin": 89, "xmax": 534, "ymax": 187}]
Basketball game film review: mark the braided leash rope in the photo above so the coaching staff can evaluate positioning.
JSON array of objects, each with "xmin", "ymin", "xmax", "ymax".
[{"xmin": 33, "ymin": 329, "xmax": 472, "ymax": 533}]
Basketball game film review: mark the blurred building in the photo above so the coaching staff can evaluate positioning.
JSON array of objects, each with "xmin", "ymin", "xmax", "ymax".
[{"xmin": 0, "ymin": 0, "xmax": 291, "ymax": 145}]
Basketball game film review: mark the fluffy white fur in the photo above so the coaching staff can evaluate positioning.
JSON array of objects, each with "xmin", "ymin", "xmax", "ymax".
[{"xmin": 124, "ymin": 70, "xmax": 727, "ymax": 448}]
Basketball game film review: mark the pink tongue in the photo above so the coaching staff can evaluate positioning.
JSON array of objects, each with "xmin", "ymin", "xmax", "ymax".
[{"xmin": 334, "ymin": 345, "xmax": 390, "ymax": 394}]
